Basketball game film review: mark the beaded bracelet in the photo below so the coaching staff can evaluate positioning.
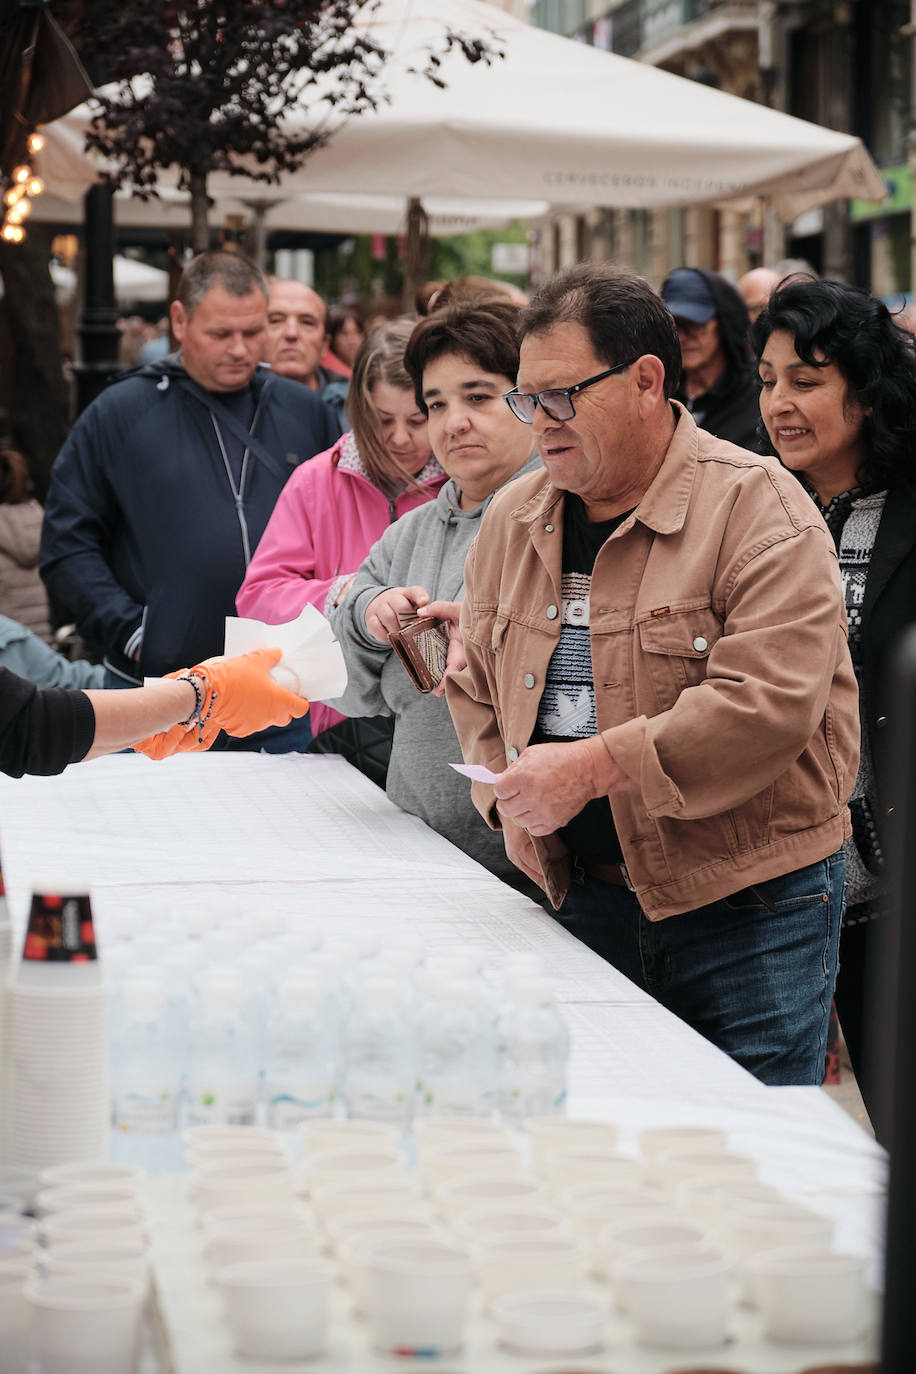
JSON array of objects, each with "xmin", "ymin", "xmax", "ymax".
[{"xmin": 176, "ymin": 671, "xmax": 217, "ymax": 744}]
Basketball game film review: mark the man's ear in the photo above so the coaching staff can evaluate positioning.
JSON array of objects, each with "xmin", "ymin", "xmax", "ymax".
[
  {"xmin": 170, "ymin": 299, "xmax": 186, "ymax": 343},
  {"xmin": 633, "ymin": 354, "xmax": 667, "ymax": 412}
]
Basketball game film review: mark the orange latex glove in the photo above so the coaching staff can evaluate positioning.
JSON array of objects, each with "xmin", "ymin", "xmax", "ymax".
[
  {"xmin": 131, "ymin": 669, "xmax": 221, "ymax": 760},
  {"xmin": 132, "ymin": 648, "xmax": 309, "ymax": 759},
  {"xmin": 196, "ymin": 646, "xmax": 310, "ymax": 738}
]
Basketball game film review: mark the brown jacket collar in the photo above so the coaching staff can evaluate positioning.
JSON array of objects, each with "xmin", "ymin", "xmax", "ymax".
[{"xmin": 507, "ymin": 401, "xmax": 699, "ymax": 538}]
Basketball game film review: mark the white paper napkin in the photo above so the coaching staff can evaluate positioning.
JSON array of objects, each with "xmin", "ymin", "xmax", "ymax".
[{"xmin": 223, "ymin": 606, "xmax": 348, "ymax": 702}]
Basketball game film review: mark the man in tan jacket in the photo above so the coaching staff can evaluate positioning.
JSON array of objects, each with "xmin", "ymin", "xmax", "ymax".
[{"xmin": 446, "ymin": 263, "xmax": 859, "ymax": 1086}]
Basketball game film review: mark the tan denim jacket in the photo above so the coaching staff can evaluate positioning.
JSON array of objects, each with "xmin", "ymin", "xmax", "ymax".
[{"xmin": 447, "ymin": 405, "xmax": 859, "ymax": 919}]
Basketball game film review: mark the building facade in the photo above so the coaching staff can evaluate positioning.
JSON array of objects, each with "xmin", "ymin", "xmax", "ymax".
[{"xmin": 529, "ymin": 0, "xmax": 911, "ymax": 297}]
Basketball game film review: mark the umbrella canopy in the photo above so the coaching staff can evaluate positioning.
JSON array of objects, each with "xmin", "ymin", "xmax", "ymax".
[
  {"xmin": 35, "ymin": 0, "xmax": 886, "ymax": 224},
  {"xmin": 0, "ymin": 0, "xmax": 92, "ymax": 182},
  {"xmin": 50, "ymin": 253, "xmax": 168, "ymax": 305},
  {"xmin": 29, "ymin": 184, "xmax": 547, "ymax": 237}
]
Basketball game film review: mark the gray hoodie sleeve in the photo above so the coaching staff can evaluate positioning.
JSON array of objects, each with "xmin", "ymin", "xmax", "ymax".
[{"xmin": 327, "ymin": 521, "xmax": 404, "ymax": 719}]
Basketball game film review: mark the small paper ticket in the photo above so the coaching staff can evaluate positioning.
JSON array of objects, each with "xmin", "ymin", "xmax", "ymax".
[{"xmin": 450, "ymin": 762, "xmax": 501, "ymax": 783}]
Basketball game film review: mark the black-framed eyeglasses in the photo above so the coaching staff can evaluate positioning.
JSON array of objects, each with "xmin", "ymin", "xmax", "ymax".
[{"xmin": 503, "ymin": 358, "xmax": 637, "ymax": 424}]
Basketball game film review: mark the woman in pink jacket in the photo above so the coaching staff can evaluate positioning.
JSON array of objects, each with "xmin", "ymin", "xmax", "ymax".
[{"xmin": 237, "ymin": 319, "xmax": 445, "ymax": 739}]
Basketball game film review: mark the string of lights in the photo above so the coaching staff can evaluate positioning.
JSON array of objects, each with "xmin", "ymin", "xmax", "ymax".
[{"xmin": 2, "ymin": 130, "xmax": 47, "ymax": 244}]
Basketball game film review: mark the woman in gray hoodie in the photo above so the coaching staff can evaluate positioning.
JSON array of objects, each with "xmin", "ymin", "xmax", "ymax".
[{"xmin": 329, "ymin": 300, "xmax": 539, "ymax": 886}]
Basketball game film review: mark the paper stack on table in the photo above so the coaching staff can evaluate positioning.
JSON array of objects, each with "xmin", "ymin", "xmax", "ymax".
[{"xmin": 224, "ymin": 607, "xmax": 348, "ymax": 702}]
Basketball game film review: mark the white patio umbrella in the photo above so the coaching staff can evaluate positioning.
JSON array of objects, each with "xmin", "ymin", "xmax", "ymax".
[
  {"xmin": 50, "ymin": 254, "xmax": 168, "ymax": 305},
  {"xmin": 34, "ymin": 0, "xmax": 886, "ymax": 234}
]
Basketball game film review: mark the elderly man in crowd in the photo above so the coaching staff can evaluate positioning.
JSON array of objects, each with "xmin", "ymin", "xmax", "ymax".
[
  {"xmin": 446, "ymin": 263, "xmax": 859, "ymax": 1086},
  {"xmin": 41, "ymin": 250, "xmax": 340, "ymax": 750},
  {"xmin": 660, "ymin": 266, "xmax": 762, "ymax": 451},
  {"xmin": 262, "ymin": 279, "xmax": 350, "ymax": 425}
]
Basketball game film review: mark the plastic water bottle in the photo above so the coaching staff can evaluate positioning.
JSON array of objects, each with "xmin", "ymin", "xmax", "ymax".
[
  {"xmin": 110, "ymin": 974, "xmax": 183, "ymax": 1170},
  {"xmin": 418, "ymin": 977, "xmax": 497, "ymax": 1118},
  {"xmin": 264, "ymin": 974, "xmax": 336, "ymax": 1129},
  {"xmin": 341, "ymin": 976, "xmax": 416, "ymax": 1128},
  {"xmin": 186, "ymin": 972, "xmax": 258, "ymax": 1127},
  {"xmin": 497, "ymin": 977, "xmax": 570, "ymax": 1124}
]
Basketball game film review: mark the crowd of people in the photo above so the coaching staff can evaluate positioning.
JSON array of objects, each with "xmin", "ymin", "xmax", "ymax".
[{"xmin": 2, "ymin": 244, "xmax": 914, "ymax": 1118}]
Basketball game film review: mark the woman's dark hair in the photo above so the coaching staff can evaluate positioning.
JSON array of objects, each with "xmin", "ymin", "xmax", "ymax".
[
  {"xmin": 404, "ymin": 299, "xmax": 522, "ymax": 411},
  {"xmin": 751, "ymin": 278, "xmax": 916, "ymax": 492},
  {"xmin": 0, "ymin": 449, "xmax": 32, "ymax": 504},
  {"xmin": 327, "ymin": 304, "xmax": 363, "ymax": 345}
]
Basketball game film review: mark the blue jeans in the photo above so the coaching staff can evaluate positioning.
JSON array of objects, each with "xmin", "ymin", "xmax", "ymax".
[{"xmin": 557, "ymin": 852, "xmax": 845, "ymax": 1086}]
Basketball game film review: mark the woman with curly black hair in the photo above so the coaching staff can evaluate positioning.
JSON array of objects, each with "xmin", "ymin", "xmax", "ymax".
[{"xmin": 753, "ymin": 278, "xmax": 916, "ymax": 1114}]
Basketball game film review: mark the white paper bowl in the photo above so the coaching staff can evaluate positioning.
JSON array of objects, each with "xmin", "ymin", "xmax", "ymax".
[
  {"xmin": 214, "ymin": 1258, "xmax": 334, "ymax": 1360},
  {"xmin": 474, "ymin": 1233, "xmax": 588, "ymax": 1299},
  {"xmin": 434, "ymin": 1171, "xmax": 546, "ymax": 1223},
  {"xmin": 490, "ymin": 1289, "xmax": 609, "ymax": 1355},
  {"xmin": 614, "ymin": 1243, "xmax": 732, "ymax": 1348},
  {"xmin": 24, "ymin": 1273, "xmax": 146, "ymax": 1374},
  {"xmin": 361, "ymin": 1238, "xmax": 473, "ymax": 1355},
  {"xmin": 745, "ymin": 1245, "xmax": 872, "ymax": 1343}
]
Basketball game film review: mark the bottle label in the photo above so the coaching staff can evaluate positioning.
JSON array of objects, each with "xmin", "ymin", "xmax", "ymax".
[
  {"xmin": 186, "ymin": 1086, "xmax": 256, "ymax": 1127},
  {"xmin": 22, "ymin": 893, "xmax": 97, "ymax": 964},
  {"xmin": 113, "ymin": 1088, "xmax": 177, "ymax": 1136},
  {"xmin": 267, "ymin": 1079, "xmax": 334, "ymax": 1129}
]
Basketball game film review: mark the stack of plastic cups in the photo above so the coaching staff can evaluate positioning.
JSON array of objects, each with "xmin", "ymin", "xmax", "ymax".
[{"xmin": 9, "ymin": 895, "xmax": 109, "ymax": 1170}]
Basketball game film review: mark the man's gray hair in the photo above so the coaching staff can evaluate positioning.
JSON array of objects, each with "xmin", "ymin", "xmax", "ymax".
[
  {"xmin": 520, "ymin": 263, "xmax": 682, "ymax": 400},
  {"xmin": 177, "ymin": 251, "xmax": 269, "ymax": 317}
]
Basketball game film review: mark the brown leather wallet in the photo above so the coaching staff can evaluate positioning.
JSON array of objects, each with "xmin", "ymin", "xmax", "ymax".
[{"xmin": 388, "ymin": 617, "xmax": 450, "ymax": 693}]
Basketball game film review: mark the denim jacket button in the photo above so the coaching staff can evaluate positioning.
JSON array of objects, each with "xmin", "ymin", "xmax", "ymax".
[
  {"xmin": 546, "ymin": 604, "xmax": 559, "ymax": 619},
  {"xmin": 545, "ymin": 523, "xmax": 555, "ymax": 532},
  {"xmin": 523, "ymin": 673, "xmax": 535, "ymax": 689},
  {"xmin": 507, "ymin": 746, "xmax": 519, "ymax": 762},
  {"xmin": 693, "ymin": 635, "xmax": 708, "ymax": 651}
]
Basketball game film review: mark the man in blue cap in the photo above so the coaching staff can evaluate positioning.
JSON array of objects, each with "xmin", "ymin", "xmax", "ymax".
[{"xmin": 660, "ymin": 267, "xmax": 763, "ymax": 452}]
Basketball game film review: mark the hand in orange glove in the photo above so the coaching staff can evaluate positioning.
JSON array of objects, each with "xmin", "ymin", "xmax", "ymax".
[
  {"xmin": 132, "ymin": 648, "xmax": 309, "ymax": 759},
  {"xmin": 196, "ymin": 646, "xmax": 310, "ymax": 738},
  {"xmin": 131, "ymin": 668, "xmax": 221, "ymax": 760}
]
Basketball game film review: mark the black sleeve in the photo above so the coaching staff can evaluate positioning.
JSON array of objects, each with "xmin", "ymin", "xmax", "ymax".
[{"xmin": 0, "ymin": 668, "xmax": 96, "ymax": 778}]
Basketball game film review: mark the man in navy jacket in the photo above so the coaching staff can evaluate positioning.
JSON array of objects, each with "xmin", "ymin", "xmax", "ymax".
[{"xmin": 40, "ymin": 252, "xmax": 340, "ymax": 740}]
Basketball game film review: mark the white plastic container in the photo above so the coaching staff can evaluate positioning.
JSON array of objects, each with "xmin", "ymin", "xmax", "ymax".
[
  {"xmin": 473, "ymin": 1232, "xmax": 588, "ymax": 1298},
  {"xmin": 490, "ymin": 1290, "xmax": 609, "ymax": 1356},
  {"xmin": 24, "ymin": 1273, "xmax": 146, "ymax": 1374},
  {"xmin": 745, "ymin": 1245, "xmax": 872, "ymax": 1343},
  {"xmin": 614, "ymin": 1244, "xmax": 732, "ymax": 1348},
  {"xmin": 0, "ymin": 1258, "xmax": 34, "ymax": 1374},
  {"xmin": 214, "ymin": 1258, "xmax": 333, "ymax": 1360},
  {"xmin": 361, "ymin": 1238, "xmax": 473, "ymax": 1355}
]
